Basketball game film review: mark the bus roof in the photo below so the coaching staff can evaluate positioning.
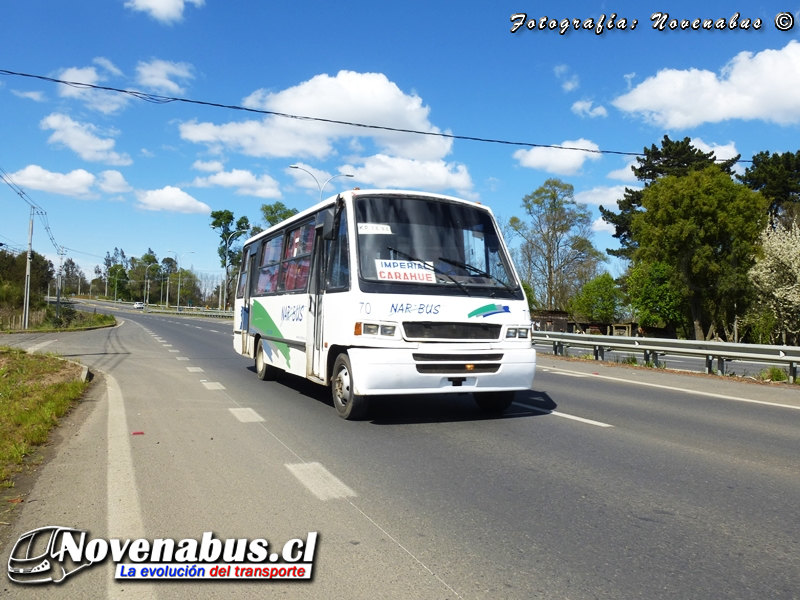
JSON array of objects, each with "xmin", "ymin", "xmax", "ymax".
[{"xmin": 241, "ymin": 189, "xmax": 493, "ymax": 248}]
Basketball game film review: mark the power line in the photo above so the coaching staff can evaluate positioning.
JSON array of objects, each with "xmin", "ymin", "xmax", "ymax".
[
  {"xmin": 0, "ymin": 164, "xmax": 61, "ymax": 253},
  {"xmin": 0, "ymin": 68, "xmax": 751, "ymax": 163}
]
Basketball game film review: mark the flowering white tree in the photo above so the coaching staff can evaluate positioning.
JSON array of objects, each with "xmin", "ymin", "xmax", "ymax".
[{"xmin": 749, "ymin": 222, "xmax": 800, "ymax": 344}]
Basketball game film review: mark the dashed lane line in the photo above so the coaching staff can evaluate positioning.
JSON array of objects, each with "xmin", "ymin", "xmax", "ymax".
[{"xmin": 512, "ymin": 402, "xmax": 614, "ymax": 428}]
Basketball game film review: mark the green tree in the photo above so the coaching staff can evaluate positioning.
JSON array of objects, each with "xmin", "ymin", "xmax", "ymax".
[
  {"xmin": 210, "ymin": 210, "xmax": 250, "ymax": 308},
  {"xmin": 61, "ymin": 258, "xmax": 87, "ymax": 295},
  {"xmin": 631, "ymin": 166, "xmax": 768, "ymax": 340},
  {"xmin": 569, "ymin": 272, "xmax": 623, "ymax": 323},
  {"xmin": 260, "ymin": 201, "xmax": 298, "ymax": 227},
  {"xmin": 737, "ymin": 150, "xmax": 800, "ymax": 226},
  {"xmin": 107, "ymin": 264, "xmax": 129, "ymax": 301},
  {"xmin": 625, "ymin": 261, "xmax": 686, "ymax": 333},
  {"xmin": 0, "ymin": 249, "xmax": 54, "ymax": 309},
  {"xmin": 510, "ymin": 179, "xmax": 605, "ymax": 310},
  {"xmin": 521, "ymin": 281, "xmax": 538, "ymax": 313},
  {"xmin": 600, "ymin": 135, "xmax": 739, "ymax": 259}
]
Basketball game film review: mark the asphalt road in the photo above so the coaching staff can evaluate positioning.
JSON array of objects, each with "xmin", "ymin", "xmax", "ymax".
[{"xmin": 2, "ymin": 305, "xmax": 799, "ymax": 599}]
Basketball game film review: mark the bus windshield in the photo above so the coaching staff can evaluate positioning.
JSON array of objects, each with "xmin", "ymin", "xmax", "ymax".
[{"xmin": 354, "ymin": 195, "xmax": 519, "ymax": 294}]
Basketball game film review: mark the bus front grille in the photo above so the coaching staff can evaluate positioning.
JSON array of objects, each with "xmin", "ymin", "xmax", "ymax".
[
  {"xmin": 412, "ymin": 353, "xmax": 503, "ymax": 362},
  {"xmin": 415, "ymin": 364, "xmax": 500, "ymax": 374},
  {"xmin": 402, "ymin": 322, "xmax": 502, "ymax": 340}
]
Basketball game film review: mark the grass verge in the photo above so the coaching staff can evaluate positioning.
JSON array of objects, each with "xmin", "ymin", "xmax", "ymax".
[{"xmin": 0, "ymin": 347, "xmax": 88, "ymax": 487}]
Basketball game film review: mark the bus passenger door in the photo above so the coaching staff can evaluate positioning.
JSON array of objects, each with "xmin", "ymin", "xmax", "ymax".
[
  {"xmin": 306, "ymin": 227, "xmax": 325, "ymax": 380},
  {"xmin": 239, "ymin": 247, "xmax": 259, "ymax": 358}
]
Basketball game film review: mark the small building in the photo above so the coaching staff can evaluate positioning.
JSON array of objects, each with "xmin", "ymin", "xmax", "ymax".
[{"xmin": 530, "ymin": 310, "xmax": 569, "ymax": 333}]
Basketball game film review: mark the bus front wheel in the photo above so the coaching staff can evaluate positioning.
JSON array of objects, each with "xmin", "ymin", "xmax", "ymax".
[
  {"xmin": 474, "ymin": 391, "xmax": 515, "ymax": 413},
  {"xmin": 255, "ymin": 339, "xmax": 279, "ymax": 381},
  {"xmin": 331, "ymin": 354, "xmax": 370, "ymax": 420}
]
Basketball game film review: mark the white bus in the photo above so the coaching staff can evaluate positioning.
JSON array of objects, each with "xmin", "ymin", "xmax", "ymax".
[{"xmin": 233, "ymin": 189, "xmax": 536, "ymax": 419}]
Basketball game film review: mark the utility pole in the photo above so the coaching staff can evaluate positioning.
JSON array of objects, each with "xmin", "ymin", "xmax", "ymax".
[
  {"xmin": 56, "ymin": 246, "xmax": 66, "ymax": 318},
  {"xmin": 23, "ymin": 206, "xmax": 34, "ymax": 329}
]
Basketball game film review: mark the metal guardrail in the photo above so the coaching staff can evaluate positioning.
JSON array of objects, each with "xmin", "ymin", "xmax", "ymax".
[
  {"xmin": 142, "ymin": 308, "xmax": 233, "ymax": 319},
  {"xmin": 531, "ymin": 331, "xmax": 800, "ymax": 383}
]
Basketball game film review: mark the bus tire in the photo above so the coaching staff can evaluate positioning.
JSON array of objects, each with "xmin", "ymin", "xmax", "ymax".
[
  {"xmin": 474, "ymin": 391, "xmax": 514, "ymax": 413},
  {"xmin": 255, "ymin": 339, "xmax": 279, "ymax": 381},
  {"xmin": 331, "ymin": 354, "xmax": 370, "ymax": 420}
]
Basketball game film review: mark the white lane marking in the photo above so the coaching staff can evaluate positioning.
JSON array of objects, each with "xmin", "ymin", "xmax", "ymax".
[
  {"xmin": 106, "ymin": 373, "xmax": 157, "ymax": 599},
  {"xmin": 209, "ymin": 330, "xmax": 219, "ymax": 333},
  {"xmin": 553, "ymin": 372, "xmax": 588, "ymax": 378},
  {"xmin": 168, "ymin": 349, "xmax": 180, "ymax": 353},
  {"xmin": 512, "ymin": 402, "xmax": 614, "ymax": 428},
  {"xmin": 162, "ymin": 344, "xmax": 172, "ymax": 347},
  {"xmin": 26, "ymin": 339, "xmax": 56, "ymax": 353},
  {"xmin": 229, "ymin": 407, "xmax": 265, "ymax": 422},
  {"xmin": 286, "ymin": 462, "xmax": 357, "ymax": 501},
  {"xmin": 176, "ymin": 357, "xmax": 190, "ymax": 361},
  {"xmin": 544, "ymin": 365, "xmax": 800, "ymax": 411},
  {"xmin": 195, "ymin": 326, "xmax": 202, "ymax": 329},
  {"xmin": 187, "ymin": 367, "xmax": 204, "ymax": 372},
  {"xmin": 202, "ymin": 382, "xmax": 225, "ymax": 390}
]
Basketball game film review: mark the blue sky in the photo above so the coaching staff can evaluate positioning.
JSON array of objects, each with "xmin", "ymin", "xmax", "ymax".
[{"xmin": 2, "ymin": 1, "xmax": 799, "ymax": 282}]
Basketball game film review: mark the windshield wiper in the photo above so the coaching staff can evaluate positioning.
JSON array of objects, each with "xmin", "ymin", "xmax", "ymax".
[
  {"xmin": 437, "ymin": 256, "xmax": 517, "ymax": 294},
  {"xmin": 387, "ymin": 247, "xmax": 471, "ymax": 296}
]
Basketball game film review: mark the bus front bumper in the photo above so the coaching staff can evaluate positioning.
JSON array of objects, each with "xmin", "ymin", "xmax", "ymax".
[{"xmin": 347, "ymin": 346, "xmax": 536, "ymax": 396}]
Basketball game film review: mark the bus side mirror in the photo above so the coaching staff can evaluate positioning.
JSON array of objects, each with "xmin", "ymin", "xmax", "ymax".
[{"xmin": 318, "ymin": 208, "xmax": 337, "ymax": 240}]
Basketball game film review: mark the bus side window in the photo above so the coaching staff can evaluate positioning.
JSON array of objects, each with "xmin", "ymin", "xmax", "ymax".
[
  {"xmin": 280, "ymin": 220, "xmax": 315, "ymax": 292},
  {"xmin": 326, "ymin": 210, "xmax": 349, "ymax": 291},
  {"xmin": 254, "ymin": 236, "xmax": 282, "ymax": 295}
]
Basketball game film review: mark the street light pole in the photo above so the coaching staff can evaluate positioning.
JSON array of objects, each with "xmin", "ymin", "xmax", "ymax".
[
  {"xmin": 167, "ymin": 250, "xmax": 194, "ymax": 312},
  {"xmin": 289, "ymin": 165, "xmax": 354, "ymax": 203}
]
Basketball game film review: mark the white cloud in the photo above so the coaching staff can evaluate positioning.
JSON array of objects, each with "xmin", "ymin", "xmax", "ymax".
[
  {"xmin": 613, "ymin": 41, "xmax": 800, "ymax": 128},
  {"xmin": 571, "ymin": 100, "xmax": 607, "ymax": 118},
  {"xmin": 40, "ymin": 113, "xmax": 132, "ymax": 165},
  {"xmin": 607, "ymin": 158, "xmax": 639, "ymax": 182},
  {"xmin": 136, "ymin": 59, "xmax": 194, "ymax": 94},
  {"xmin": 592, "ymin": 217, "xmax": 616, "ymax": 234},
  {"xmin": 97, "ymin": 170, "xmax": 132, "ymax": 193},
  {"xmin": 9, "ymin": 165, "xmax": 95, "ymax": 197},
  {"xmin": 93, "ymin": 57, "xmax": 122, "ymax": 77},
  {"xmin": 12, "ymin": 90, "xmax": 45, "ymax": 102},
  {"xmin": 574, "ymin": 185, "xmax": 634, "ymax": 207},
  {"xmin": 192, "ymin": 160, "xmax": 224, "ymax": 172},
  {"xmin": 690, "ymin": 137, "xmax": 739, "ymax": 161},
  {"xmin": 691, "ymin": 138, "xmax": 744, "ymax": 175},
  {"xmin": 513, "ymin": 139, "xmax": 601, "ymax": 175},
  {"xmin": 191, "ymin": 169, "xmax": 281, "ymax": 199},
  {"xmin": 124, "ymin": 0, "xmax": 204, "ymax": 23},
  {"xmin": 57, "ymin": 64, "xmax": 129, "ymax": 114},
  {"xmin": 554, "ymin": 65, "xmax": 579, "ymax": 92},
  {"xmin": 135, "ymin": 186, "xmax": 210, "ymax": 213},
  {"xmin": 340, "ymin": 154, "xmax": 474, "ymax": 198},
  {"xmin": 180, "ymin": 71, "xmax": 452, "ymax": 161},
  {"xmin": 623, "ymin": 72, "xmax": 636, "ymax": 90}
]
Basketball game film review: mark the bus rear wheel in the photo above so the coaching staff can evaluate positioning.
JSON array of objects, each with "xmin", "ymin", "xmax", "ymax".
[
  {"xmin": 474, "ymin": 391, "xmax": 515, "ymax": 413},
  {"xmin": 331, "ymin": 354, "xmax": 370, "ymax": 420},
  {"xmin": 255, "ymin": 339, "xmax": 279, "ymax": 381}
]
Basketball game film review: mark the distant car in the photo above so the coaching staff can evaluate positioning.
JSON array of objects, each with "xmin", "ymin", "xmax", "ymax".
[{"xmin": 133, "ymin": 302, "xmax": 145, "ymax": 310}]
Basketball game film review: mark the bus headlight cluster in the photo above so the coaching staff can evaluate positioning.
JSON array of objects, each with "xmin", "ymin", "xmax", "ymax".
[
  {"xmin": 506, "ymin": 326, "xmax": 530, "ymax": 339},
  {"xmin": 354, "ymin": 322, "xmax": 397, "ymax": 337}
]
